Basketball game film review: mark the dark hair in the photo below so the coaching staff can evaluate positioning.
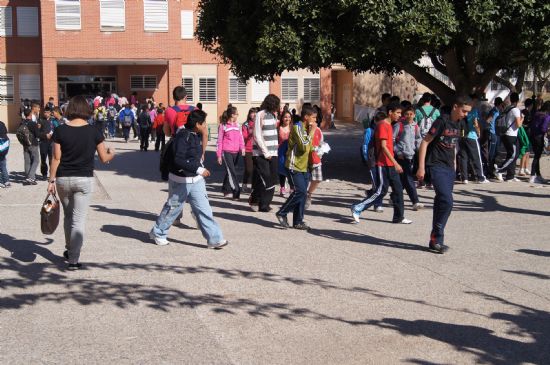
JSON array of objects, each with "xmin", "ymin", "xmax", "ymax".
[
  {"xmin": 260, "ymin": 94, "xmax": 280, "ymax": 114},
  {"xmin": 196, "ymin": 102, "xmax": 203, "ymax": 110},
  {"xmin": 157, "ymin": 107, "xmax": 163, "ymax": 114},
  {"xmin": 186, "ymin": 109, "xmax": 207, "ymax": 130},
  {"xmin": 403, "ymin": 106, "xmax": 415, "ymax": 114},
  {"xmin": 400, "ymin": 100, "xmax": 412, "ymax": 109},
  {"xmin": 381, "ymin": 93, "xmax": 391, "ymax": 103},
  {"xmin": 220, "ymin": 106, "xmax": 238, "ymax": 125},
  {"xmin": 453, "ymin": 95, "xmax": 472, "ymax": 107},
  {"xmin": 374, "ymin": 111, "xmax": 387, "ymax": 123},
  {"xmin": 301, "ymin": 105, "xmax": 316, "ymax": 119},
  {"xmin": 247, "ymin": 107, "xmax": 256, "ymax": 121},
  {"xmin": 141, "ymin": 105, "xmax": 148, "ymax": 112},
  {"xmin": 469, "ymin": 93, "xmax": 479, "ymax": 100},
  {"xmin": 524, "ymin": 98, "xmax": 534, "ymax": 108},
  {"xmin": 279, "ymin": 110, "xmax": 292, "ymax": 126},
  {"xmin": 43, "ymin": 106, "xmax": 51, "ymax": 112},
  {"xmin": 389, "ymin": 96, "xmax": 400, "ymax": 104},
  {"xmin": 24, "ymin": 108, "xmax": 32, "ymax": 118},
  {"xmin": 65, "ymin": 95, "xmax": 92, "ymax": 121},
  {"xmin": 31, "ymin": 102, "xmax": 40, "ymax": 109},
  {"xmin": 510, "ymin": 92, "xmax": 519, "ymax": 104},
  {"xmin": 387, "ymin": 102, "xmax": 403, "ymax": 113},
  {"xmin": 541, "ymin": 101, "xmax": 550, "ymax": 113},
  {"xmin": 172, "ymin": 86, "xmax": 187, "ymax": 102},
  {"xmin": 494, "ymin": 97, "xmax": 503, "ymax": 107}
]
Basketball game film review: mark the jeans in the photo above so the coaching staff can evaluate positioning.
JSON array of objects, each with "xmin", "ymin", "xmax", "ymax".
[
  {"xmin": 122, "ymin": 126, "xmax": 131, "ymax": 141},
  {"xmin": 56, "ymin": 177, "xmax": 94, "ymax": 264},
  {"xmin": 429, "ymin": 165, "xmax": 454, "ymax": 246},
  {"xmin": 107, "ymin": 120, "xmax": 116, "ymax": 137},
  {"xmin": 352, "ymin": 165, "xmax": 404, "ymax": 222},
  {"xmin": 488, "ymin": 133, "xmax": 498, "ymax": 176},
  {"xmin": 24, "ymin": 145, "xmax": 39, "ymax": 180},
  {"xmin": 277, "ymin": 170, "xmax": 309, "ymax": 226},
  {"xmin": 0, "ymin": 158, "xmax": 8, "ymax": 184},
  {"xmin": 496, "ymin": 135, "xmax": 518, "ymax": 179},
  {"xmin": 152, "ymin": 178, "xmax": 224, "ymax": 244},
  {"xmin": 530, "ymin": 134, "xmax": 544, "ymax": 177},
  {"xmin": 396, "ymin": 157, "xmax": 419, "ymax": 204},
  {"xmin": 40, "ymin": 142, "xmax": 53, "ymax": 178}
]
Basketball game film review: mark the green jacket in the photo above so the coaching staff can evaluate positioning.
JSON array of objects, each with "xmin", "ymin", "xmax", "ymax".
[
  {"xmin": 518, "ymin": 126, "xmax": 530, "ymax": 159},
  {"xmin": 286, "ymin": 121, "xmax": 314, "ymax": 172}
]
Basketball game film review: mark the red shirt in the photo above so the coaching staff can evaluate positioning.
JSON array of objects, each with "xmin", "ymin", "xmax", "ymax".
[
  {"xmin": 165, "ymin": 103, "xmax": 194, "ymax": 135},
  {"xmin": 375, "ymin": 121, "xmax": 395, "ymax": 167}
]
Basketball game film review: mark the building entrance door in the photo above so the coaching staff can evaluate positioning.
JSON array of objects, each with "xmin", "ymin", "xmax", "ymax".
[{"xmin": 58, "ymin": 76, "xmax": 117, "ymax": 101}]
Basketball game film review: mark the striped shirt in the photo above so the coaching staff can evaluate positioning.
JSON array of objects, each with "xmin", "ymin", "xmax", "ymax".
[{"xmin": 253, "ymin": 110, "xmax": 278, "ymax": 157}]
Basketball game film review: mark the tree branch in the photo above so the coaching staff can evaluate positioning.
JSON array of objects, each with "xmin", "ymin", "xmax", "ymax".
[
  {"xmin": 493, "ymin": 75, "xmax": 515, "ymax": 92},
  {"xmin": 442, "ymin": 48, "xmax": 466, "ymax": 92},
  {"xmin": 400, "ymin": 63, "xmax": 456, "ymax": 104},
  {"xmin": 429, "ymin": 53, "xmax": 447, "ymax": 76}
]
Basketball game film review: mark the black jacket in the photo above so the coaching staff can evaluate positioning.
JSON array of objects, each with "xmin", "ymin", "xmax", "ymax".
[
  {"xmin": 38, "ymin": 118, "xmax": 53, "ymax": 143},
  {"xmin": 169, "ymin": 128, "xmax": 203, "ymax": 178},
  {"xmin": 23, "ymin": 119, "xmax": 40, "ymax": 146}
]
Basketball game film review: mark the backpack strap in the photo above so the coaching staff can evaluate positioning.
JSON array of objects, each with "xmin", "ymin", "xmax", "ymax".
[
  {"xmin": 427, "ymin": 107, "xmax": 436, "ymax": 118},
  {"xmin": 418, "ymin": 107, "xmax": 429, "ymax": 119}
]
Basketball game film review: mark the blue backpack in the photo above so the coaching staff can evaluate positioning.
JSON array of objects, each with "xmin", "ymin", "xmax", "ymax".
[{"xmin": 361, "ymin": 124, "xmax": 376, "ymax": 168}]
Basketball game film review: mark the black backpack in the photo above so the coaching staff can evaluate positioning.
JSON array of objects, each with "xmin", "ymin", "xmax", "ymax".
[
  {"xmin": 16, "ymin": 121, "xmax": 32, "ymax": 147},
  {"xmin": 495, "ymin": 106, "xmax": 513, "ymax": 136},
  {"xmin": 139, "ymin": 113, "xmax": 151, "ymax": 129}
]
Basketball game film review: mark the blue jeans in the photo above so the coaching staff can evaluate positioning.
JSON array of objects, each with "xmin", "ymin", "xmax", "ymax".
[
  {"xmin": 0, "ymin": 158, "xmax": 8, "ymax": 184},
  {"xmin": 108, "ymin": 120, "xmax": 116, "ymax": 137},
  {"xmin": 277, "ymin": 170, "xmax": 309, "ymax": 226},
  {"xmin": 152, "ymin": 178, "xmax": 224, "ymax": 244},
  {"xmin": 429, "ymin": 165, "xmax": 454, "ymax": 246}
]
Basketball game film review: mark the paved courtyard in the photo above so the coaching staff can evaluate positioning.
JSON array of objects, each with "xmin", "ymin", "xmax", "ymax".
[{"xmin": 1, "ymin": 123, "xmax": 549, "ymax": 364}]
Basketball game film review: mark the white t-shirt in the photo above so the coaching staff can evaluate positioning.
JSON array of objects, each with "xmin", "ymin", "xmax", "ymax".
[{"xmin": 505, "ymin": 107, "xmax": 521, "ymax": 137}]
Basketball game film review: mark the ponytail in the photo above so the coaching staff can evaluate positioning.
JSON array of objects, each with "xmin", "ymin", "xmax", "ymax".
[{"xmin": 220, "ymin": 106, "xmax": 238, "ymax": 125}]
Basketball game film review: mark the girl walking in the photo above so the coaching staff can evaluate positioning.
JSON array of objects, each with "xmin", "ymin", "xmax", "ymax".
[
  {"xmin": 217, "ymin": 106, "xmax": 245, "ymax": 199},
  {"xmin": 242, "ymin": 108, "xmax": 257, "ymax": 192},
  {"xmin": 278, "ymin": 110, "xmax": 292, "ymax": 197}
]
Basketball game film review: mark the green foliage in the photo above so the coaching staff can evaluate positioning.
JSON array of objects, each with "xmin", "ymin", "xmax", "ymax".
[{"xmin": 197, "ymin": 0, "xmax": 550, "ymax": 96}]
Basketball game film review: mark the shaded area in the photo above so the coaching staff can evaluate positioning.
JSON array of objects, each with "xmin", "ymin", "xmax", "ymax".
[
  {"xmin": 517, "ymin": 249, "xmax": 550, "ymax": 258},
  {"xmin": 452, "ymin": 190, "xmax": 550, "ymax": 217},
  {"xmin": 503, "ymin": 270, "xmax": 550, "ymax": 280}
]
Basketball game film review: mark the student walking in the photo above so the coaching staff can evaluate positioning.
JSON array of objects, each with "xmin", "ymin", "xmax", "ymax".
[
  {"xmin": 137, "ymin": 106, "xmax": 152, "ymax": 151},
  {"xmin": 150, "ymin": 109, "xmax": 228, "ymax": 249},
  {"xmin": 457, "ymin": 102, "xmax": 489, "ymax": 183},
  {"xmin": 249, "ymin": 94, "xmax": 280, "ymax": 212},
  {"xmin": 276, "ymin": 105, "xmax": 317, "ymax": 230},
  {"xmin": 530, "ymin": 101, "xmax": 550, "ymax": 183},
  {"xmin": 119, "ymin": 105, "xmax": 135, "ymax": 142},
  {"xmin": 495, "ymin": 92, "xmax": 523, "ymax": 182},
  {"xmin": 154, "ymin": 108, "xmax": 166, "ymax": 151},
  {"xmin": 217, "ymin": 106, "xmax": 245, "ymax": 199},
  {"xmin": 350, "ymin": 104, "xmax": 412, "ymax": 225},
  {"xmin": 241, "ymin": 108, "xmax": 256, "ymax": 192},
  {"xmin": 38, "ymin": 108, "xmax": 54, "ymax": 180},
  {"xmin": 48, "ymin": 95, "xmax": 115, "ymax": 270},
  {"xmin": 277, "ymin": 110, "xmax": 292, "ymax": 197},
  {"xmin": 0, "ymin": 120, "xmax": 10, "ymax": 188},
  {"xmin": 20, "ymin": 109, "xmax": 40, "ymax": 185},
  {"xmin": 393, "ymin": 106, "xmax": 424, "ymax": 209},
  {"xmin": 306, "ymin": 120, "xmax": 326, "ymax": 209},
  {"xmin": 417, "ymin": 96, "xmax": 471, "ymax": 254}
]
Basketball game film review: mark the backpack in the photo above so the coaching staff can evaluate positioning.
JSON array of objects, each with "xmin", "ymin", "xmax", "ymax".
[
  {"xmin": 418, "ymin": 107, "xmax": 436, "ymax": 137},
  {"xmin": 121, "ymin": 111, "xmax": 133, "ymax": 127},
  {"xmin": 495, "ymin": 106, "xmax": 514, "ymax": 136},
  {"xmin": 361, "ymin": 125, "xmax": 377, "ymax": 168},
  {"xmin": 0, "ymin": 137, "xmax": 9, "ymax": 159},
  {"xmin": 395, "ymin": 122, "xmax": 419, "ymax": 145},
  {"xmin": 171, "ymin": 105, "xmax": 194, "ymax": 134},
  {"xmin": 96, "ymin": 109, "xmax": 105, "ymax": 122},
  {"xmin": 159, "ymin": 128, "xmax": 191, "ymax": 181},
  {"xmin": 138, "ymin": 113, "xmax": 151, "ymax": 129},
  {"xmin": 16, "ymin": 121, "xmax": 32, "ymax": 147},
  {"xmin": 107, "ymin": 106, "xmax": 116, "ymax": 120}
]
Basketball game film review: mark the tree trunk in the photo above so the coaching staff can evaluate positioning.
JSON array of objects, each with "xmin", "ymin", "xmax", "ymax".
[{"xmin": 400, "ymin": 63, "xmax": 456, "ymax": 105}]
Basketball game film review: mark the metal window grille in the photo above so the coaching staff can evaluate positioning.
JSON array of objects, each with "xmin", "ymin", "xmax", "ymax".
[
  {"xmin": 199, "ymin": 77, "xmax": 217, "ymax": 102},
  {"xmin": 100, "ymin": 0, "xmax": 125, "ymax": 31},
  {"xmin": 55, "ymin": 0, "xmax": 81, "ymax": 30},
  {"xmin": 182, "ymin": 77, "xmax": 194, "ymax": 102},
  {"xmin": 281, "ymin": 78, "xmax": 298, "ymax": 101},
  {"xmin": 229, "ymin": 78, "xmax": 247, "ymax": 102},
  {"xmin": 303, "ymin": 78, "xmax": 320, "ymax": 102}
]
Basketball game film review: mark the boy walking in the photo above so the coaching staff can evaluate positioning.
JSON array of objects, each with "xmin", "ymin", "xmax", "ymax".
[
  {"xmin": 351, "ymin": 104, "xmax": 412, "ymax": 225},
  {"xmin": 417, "ymin": 96, "xmax": 472, "ymax": 254},
  {"xmin": 276, "ymin": 105, "xmax": 317, "ymax": 230},
  {"xmin": 0, "ymin": 120, "xmax": 10, "ymax": 188}
]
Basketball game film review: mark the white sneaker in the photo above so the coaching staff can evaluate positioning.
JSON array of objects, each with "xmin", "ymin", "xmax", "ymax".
[
  {"xmin": 518, "ymin": 169, "xmax": 526, "ymax": 176},
  {"xmin": 495, "ymin": 173, "xmax": 504, "ymax": 182},
  {"xmin": 249, "ymin": 204, "xmax": 259, "ymax": 212},
  {"xmin": 412, "ymin": 202, "xmax": 424, "ymax": 211},
  {"xmin": 374, "ymin": 206, "xmax": 384, "ymax": 213},
  {"xmin": 350, "ymin": 208, "xmax": 360, "ymax": 224},
  {"xmin": 477, "ymin": 179, "xmax": 490, "ymax": 184},
  {"xmin": 398, "ymin": 218, "xmax": 413, "ymax": 224},
  {"xmin": 305, "ymin": 197, "xmax": 312, "ymax": 210},
  {"xmin": 149, "ymin": 230, "xmax": 169, "ymax": 246},
  {"xmin": 463, "ymin": 180, "xmax": 469, "ymax": 184},
  {"xmin": 525, "ymin": 169, "xmax": 531, "ymax": 175},
  {"xmin": 208, "ymin": 240, "xmax": 229, "ymax": 249},
  {"xmin": 508, "ymin": 177, "xmax": 521, "ymax": 182}
]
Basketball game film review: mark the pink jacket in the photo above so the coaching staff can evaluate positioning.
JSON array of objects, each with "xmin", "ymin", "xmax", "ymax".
[
  {"xmin": 217, "ymin": 121, "xmax": 245, "ymax": 157},
  {"xmin": 242, "ymin": 119, "xmax": 255, "ymax": 153}
]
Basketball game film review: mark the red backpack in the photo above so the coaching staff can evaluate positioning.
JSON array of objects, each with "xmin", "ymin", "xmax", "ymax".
[
  {"xmin": 171, "ymin": 105, "xmax": 194, "ymax": 135},
  {"xmin": 395, "ymin": 122, "xmax": 419, "ymax": 144}
]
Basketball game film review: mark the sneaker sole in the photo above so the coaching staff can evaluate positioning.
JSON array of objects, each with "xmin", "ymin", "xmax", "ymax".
[
  {"xmin": 208, "ymin": 241, "xmax": 229, "ymax": 249},
  {"xmin": 149, "ymin": 231, "xmax": 169, "ymax": 246}
]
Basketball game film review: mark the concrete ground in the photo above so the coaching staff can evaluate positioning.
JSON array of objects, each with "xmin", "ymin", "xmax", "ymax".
[{"xmin": 1, "ymin": 123, "xmax": 549, "ymax": 364}]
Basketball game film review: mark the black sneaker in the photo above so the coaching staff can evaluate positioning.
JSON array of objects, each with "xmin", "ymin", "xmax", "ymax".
[
  {"xmin": 428, "ymin": 243, "xmax": 448, "ymax": 254},
  {"xmin": 276, "ymin": 214, "xmax": 290, "ymax": 229},
  {"xmin": 63, "ymin": 250, "xmax": 69, "ymax": 261},
  {"xmin": 67, "ymin": 263, "xmax": 82, "ymax": 271},
  {"xmin": 293, "ymin": 223, "xmax": 311, "ymax": 231}
]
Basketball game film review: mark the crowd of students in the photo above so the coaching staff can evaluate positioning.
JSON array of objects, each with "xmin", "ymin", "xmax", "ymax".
[{"xmin": 2, "ymin": 86, "xmax": 549, "ymax": 269}]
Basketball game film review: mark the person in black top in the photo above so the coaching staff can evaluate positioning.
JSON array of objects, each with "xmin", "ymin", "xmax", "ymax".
[
  {"xmin": 0, "ymin": 120, "xmax": 10, "ymax": 187},
  {"xmin": 48, "ymin": 95, "xmax": 115, "ymax": 270},
  {"xmin": 138, "ymin": 105, "xmax": 152, "ymax": 151},
  {"xmin": 38, "ymin": 107, "xmax": 54, "ymax": 180},
  {"xmin": 417, "ymin": 96, "xmax": 472, "ymax": 254},
  {"xmin": 22, "ymin": 109, "xmax": 40, "ymax": 185}
]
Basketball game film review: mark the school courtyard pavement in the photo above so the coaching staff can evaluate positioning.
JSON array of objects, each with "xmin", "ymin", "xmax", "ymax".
[{"xmin": 1, "ymin": 123, "xmax": 549, "ymax": 365}]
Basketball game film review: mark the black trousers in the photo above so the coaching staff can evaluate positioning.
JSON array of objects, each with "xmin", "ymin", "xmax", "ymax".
[
  {"xmin": 496, "ymin": 135, "xmax": 518, "ymax": 179},
  {"xmin": 39, "ymin": 142, "xmax": 53, "ymax": 178},
  {"xmin": 155, "ymin": 130, "xmax": 165, "ymax": 151},
  {"xmin": 396, "ymin": 157, "xmax": 419, "ymax": 204},
  {"xmin": 242, "ymin": 152, "xmax": 253, "ymax": 185},
  {"xmin": 222, "ymin": 152, "xmax": 241, "ymax": 198},
  {"xmin": 250, "ymin": 156, "xmax": 278, "ymax": 211},
  {"xmin": 458, "ymin": 138, "xmax": 485, "ymax": 181},
  {"xmin": 140, "ymin": 128, "xmax": 150, "ymax": 150},
  {"xmin": 530, "ymin": 134, "xmax": 545, "ymax": 177}
]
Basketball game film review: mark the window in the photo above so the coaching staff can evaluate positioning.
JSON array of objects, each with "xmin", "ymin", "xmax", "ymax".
[
  {"xmin": 281, "ymin": 78, "xmax": 298, "ymax": 101},
  {"xmin": 0, "ymin": 75, "xmax": 14, "ymax": 104},
  {"xmin": 17, "ymin": 7, "xmax": 39, "ymax": 37},
  {"xmin": 0, "ymin": 7, "xmax": 13, "ymax": 37},
  {"xmin": 55, "ymin": 0, "xmax": 81, "ymax": 30},
  {"xmin": 19, "ymin": 74, "xmax": 41, "ymax": 101},
  {"xmin": 100, "ymin": 0, "xmax": 125, "ymax": 31},
  {"xmin": 229, "ymin": 78, "xmax": 247, "ymax": 102},
  {"xmin": 130, "ymin": 75, "xmax": 157, "ymax": 90},
  {"xmin": 181, "ymin": 10, "xmax": 193, "ymax": 39},
  {"xmin": 199, "ymin": 77, "xmax": 216, "ymax": 102},
  {"xmin": 182, "ymin": 77, "xmax": 194, "ymax": 103},
  {"xmin": 251, "ymin": 79, "xmax": 269, "ymax": 102},
  {"xmin": 303, "ymin": 78, "xmax": 320, "ymax": 102},
  {"xmin": 144, "ymin": 0, "xmax": 168, "ymax": 32}
]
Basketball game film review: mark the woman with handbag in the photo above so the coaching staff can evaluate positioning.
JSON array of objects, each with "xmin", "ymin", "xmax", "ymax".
[{"xmin": 48, "ymin": 95, "xmax": 115, "ymax": 270}]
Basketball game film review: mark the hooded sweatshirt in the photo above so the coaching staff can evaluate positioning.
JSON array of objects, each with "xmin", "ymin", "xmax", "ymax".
[
  {"xmin": 393, "ymin": 121, "xmax": 421, "ymax": 159},
  {"xmin": 217, "ymin": 121, "xmax": 245, "ymax": 158}
]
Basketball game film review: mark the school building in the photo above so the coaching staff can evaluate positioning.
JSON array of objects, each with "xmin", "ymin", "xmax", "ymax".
[{"xmin": 0, "ymin": 0, "xmax": 428, "ymax": 132}]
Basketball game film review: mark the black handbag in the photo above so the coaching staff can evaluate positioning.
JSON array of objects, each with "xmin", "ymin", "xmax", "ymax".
[{"xmin": 40, "ymin": 193, "xmax": 60, "ymax": 235}]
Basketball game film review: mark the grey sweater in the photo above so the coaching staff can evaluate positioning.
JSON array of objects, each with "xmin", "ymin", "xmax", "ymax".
[{"xmin": 393, "ymin": 121, "xmax": 422, "ymax": 159}]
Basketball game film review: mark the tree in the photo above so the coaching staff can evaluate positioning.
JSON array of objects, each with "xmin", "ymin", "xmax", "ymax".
[{"xmin": 197, "ymin": 0, "xmax": 550, "ymax": 104}]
